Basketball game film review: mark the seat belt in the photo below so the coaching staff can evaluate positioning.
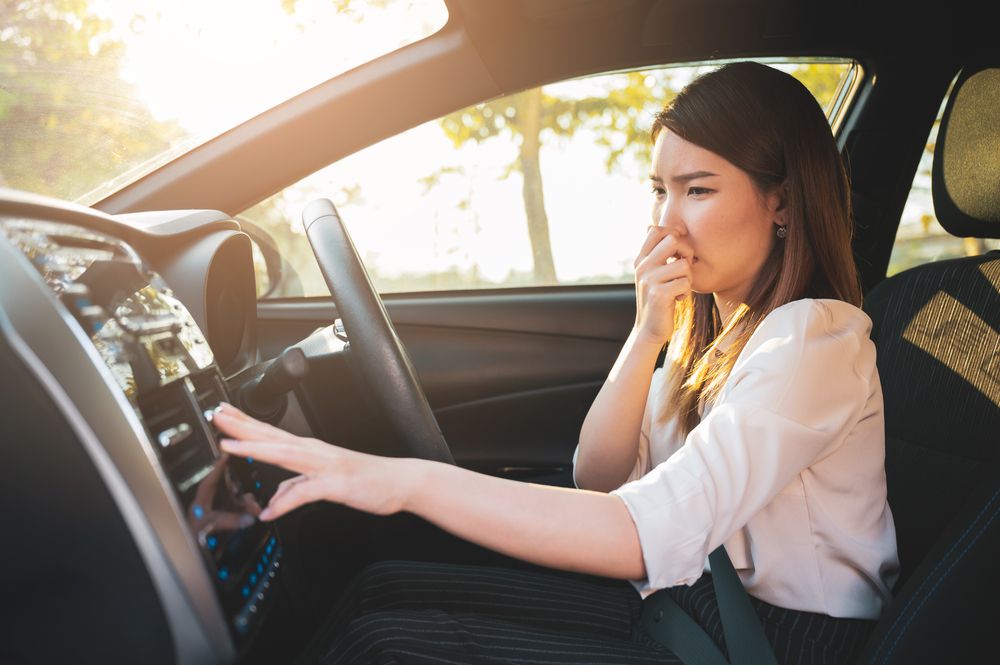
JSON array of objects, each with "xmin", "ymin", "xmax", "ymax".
[
  {"xmin": 639, "ymin": 585, "xmax": 730, "ymax": 665},
  {"xmin": 640, "ymin": 545, "xmax": 778, "ymax": 665},
  {"xmin": 708, "ymin": 546, "xmax": 779, "ymax": 665}
]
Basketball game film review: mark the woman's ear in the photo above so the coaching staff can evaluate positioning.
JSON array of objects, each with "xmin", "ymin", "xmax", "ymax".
[{"xmin": 767, "ymin": 181, "xmax": 789, "ymax": 218}]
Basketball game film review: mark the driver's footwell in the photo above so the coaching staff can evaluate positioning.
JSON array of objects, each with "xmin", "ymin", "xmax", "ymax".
[{"xmin": 297, "ymin": 560, "xmax": 875, "ymax": 665}]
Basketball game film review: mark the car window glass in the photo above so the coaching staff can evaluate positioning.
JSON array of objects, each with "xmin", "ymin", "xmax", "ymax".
[
  {"xmin": 244, "ymin": 59, "xmax": 859, "ymax": 299},
  {"xmin": 890, "ymin": 81, "xmax": 1000, "ymax": 276},
  {"xmin": 0, "ymin": 0, "xmax": 448, "ymax": 205}
]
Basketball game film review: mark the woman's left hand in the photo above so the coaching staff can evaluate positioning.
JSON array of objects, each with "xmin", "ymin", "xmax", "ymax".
[{"xmin": 212, "ymin": 403, "xmax": 414, "ymax": 520}]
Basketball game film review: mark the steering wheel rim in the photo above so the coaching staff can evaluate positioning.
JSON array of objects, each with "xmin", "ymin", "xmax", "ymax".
[{"xmin": 302, "ymin": 198, "xmax": 454, "ymax": 464}]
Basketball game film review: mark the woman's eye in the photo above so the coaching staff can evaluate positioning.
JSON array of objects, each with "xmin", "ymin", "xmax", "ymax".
[
  {"xmin": 688, "ymin": 186, "xmax": 713, "ymax": 197},
  {"xmin": 651, "ymin": 186, "xmax": 666, "ymax": 197}
]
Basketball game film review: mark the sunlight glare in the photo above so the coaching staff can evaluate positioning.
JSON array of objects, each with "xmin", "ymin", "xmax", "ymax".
[{"xmin": 91, "ymin": 0, "xmax": 448, "ymax": 137}]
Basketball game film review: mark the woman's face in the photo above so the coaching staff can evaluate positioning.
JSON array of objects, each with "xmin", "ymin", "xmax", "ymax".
[{"xmin": 650, "ymin": 130, "xmax": 781, "ymax": 313}]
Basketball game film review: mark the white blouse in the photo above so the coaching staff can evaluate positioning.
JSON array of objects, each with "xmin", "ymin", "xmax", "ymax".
[{"xmin": 580, "ymin": 298, "xmax": 899, "ymax": 620}]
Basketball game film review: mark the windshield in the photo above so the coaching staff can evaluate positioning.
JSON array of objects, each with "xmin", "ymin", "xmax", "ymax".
[{"xmin": 0, "ymin": 0, "xmax": 448, "ymax": 204}]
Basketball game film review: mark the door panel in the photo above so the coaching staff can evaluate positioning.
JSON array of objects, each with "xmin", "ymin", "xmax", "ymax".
[{"xmin": 255, "ymin": 286, "xmax": 636, "ymax": 484}]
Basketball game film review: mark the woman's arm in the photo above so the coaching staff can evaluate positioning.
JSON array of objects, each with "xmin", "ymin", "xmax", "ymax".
[
  {"xmin": 575, "ymin": 227, "xmax": 692, "ymax": 492},
  {"xmin": 213, "ymin": 404, "xmax": 646, "ymax": 580},
  {"xmin": 405, "ymin": 458, "xmax": 646, "ymax": 579},
  {"xmin": 574, "ymin": 327, "xmax": 663, "ymax": 492}
]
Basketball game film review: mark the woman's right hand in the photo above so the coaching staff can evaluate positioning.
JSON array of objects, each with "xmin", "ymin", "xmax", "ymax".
[
  {"xmin": 213, "ymin": 403, "xmax": 411, "ymax": 520},
  {"xmin": 633, "ymin": 226, "xmax": 694, "ymax": 345}
]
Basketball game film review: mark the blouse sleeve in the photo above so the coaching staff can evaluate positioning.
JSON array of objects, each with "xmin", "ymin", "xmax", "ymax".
[{"xmin": 610, "ymin": 300, "xmax": 878, "ymax": 590}]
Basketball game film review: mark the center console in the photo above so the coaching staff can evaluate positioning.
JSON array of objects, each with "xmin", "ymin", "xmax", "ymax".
[{"xmin": 0, "ymin": 215, "xmax": 280, "ymax": 659}]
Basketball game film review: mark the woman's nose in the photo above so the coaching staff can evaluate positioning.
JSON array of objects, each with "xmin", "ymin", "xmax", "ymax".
[{"xmin": 654, "ymin": 201, "xmax": 685, "ymax": 234}]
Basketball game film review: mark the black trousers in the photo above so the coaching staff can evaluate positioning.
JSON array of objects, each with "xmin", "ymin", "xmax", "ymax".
[{"xmin": 312, "ymin": 560, "xmax": 876, "ymax": 665}]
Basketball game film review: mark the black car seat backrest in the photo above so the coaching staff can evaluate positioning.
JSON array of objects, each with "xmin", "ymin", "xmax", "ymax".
[{"xmin": 858, "ymin": 63, "xmax": 1000, "ymax": 664}]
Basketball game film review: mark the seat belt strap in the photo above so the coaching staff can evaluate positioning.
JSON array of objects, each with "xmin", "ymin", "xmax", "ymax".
[
  {"xmin": 639, "ymin": 588, "xmax": 730, "ymax": 665},
  {"xmin": 640, "ymin": 546, "xmax": 778, "ymax": 665},
  {"xmin": 709, "ymin": 546, "xmax": 779, "ymax": 665}
]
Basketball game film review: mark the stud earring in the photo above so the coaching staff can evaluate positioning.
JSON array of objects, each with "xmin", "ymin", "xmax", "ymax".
[{"xmin": 775, "ymin": 225, "xmax": 787, "ymax": 239}]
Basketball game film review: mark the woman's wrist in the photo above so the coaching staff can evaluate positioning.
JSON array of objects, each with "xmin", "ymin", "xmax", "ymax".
[
  {"xmin": 631, "ymin": 323, "xmax": 669, "ymax": 352},
  {"xmin": 394, "ymin": 456, "xmax": 435, "ymax": 514}
]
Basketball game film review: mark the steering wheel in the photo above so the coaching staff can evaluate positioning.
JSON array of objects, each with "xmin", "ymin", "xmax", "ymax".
[{"xmin": 302, "ymin": 198, "xmax": 454, "ymax": 464}]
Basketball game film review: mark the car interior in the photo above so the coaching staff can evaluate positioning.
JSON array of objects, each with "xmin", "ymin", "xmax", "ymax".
[{"xmin": 1, "ymin": 1, "xmax": 998, "ymax": 663}]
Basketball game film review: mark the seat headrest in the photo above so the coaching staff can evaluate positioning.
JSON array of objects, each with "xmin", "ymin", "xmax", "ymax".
[{"xmin": 932, "ymin": 64, "xmax": 1000, "ymax": 238}]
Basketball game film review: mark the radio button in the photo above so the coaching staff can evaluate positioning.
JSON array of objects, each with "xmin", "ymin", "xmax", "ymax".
[{"xmin": 157, "ymin": 423, "xmax": 192, "ymax": 449}]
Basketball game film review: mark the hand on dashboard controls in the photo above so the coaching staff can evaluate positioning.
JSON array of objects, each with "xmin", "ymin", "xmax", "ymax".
[{"xmin": 213, "ymin": 403, "xmax": 413, "ymax": 520}]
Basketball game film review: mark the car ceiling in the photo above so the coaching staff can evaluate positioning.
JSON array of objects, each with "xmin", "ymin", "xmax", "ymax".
[{"xmin": 95, "ymin": 0, "xmax": 986, "ymax": 226}]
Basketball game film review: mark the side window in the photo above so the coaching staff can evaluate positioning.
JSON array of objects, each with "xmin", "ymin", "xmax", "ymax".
[
  {"xmin": 890, "ymin": 84, "xmax": 1000, "ymax": 276},
  {"xmin": 244, "ymin": 59, "xmax": 859, "ymax": 299}
]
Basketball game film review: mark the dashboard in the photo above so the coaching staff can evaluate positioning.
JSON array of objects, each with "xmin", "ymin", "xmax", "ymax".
[{"xmin": 0, "ymin": 190, "xmax": 273, "ymax": 663}]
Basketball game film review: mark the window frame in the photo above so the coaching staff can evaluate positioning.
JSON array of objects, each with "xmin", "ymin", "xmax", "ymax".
[{"xmin": 248, "ymin": 57, "xmax": 866, "ymax": 302}]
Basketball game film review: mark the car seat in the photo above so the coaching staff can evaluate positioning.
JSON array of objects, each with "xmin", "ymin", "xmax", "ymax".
[{"xmin": 857, "ymin": 63, "xmax": 1000, "ymax": 664}]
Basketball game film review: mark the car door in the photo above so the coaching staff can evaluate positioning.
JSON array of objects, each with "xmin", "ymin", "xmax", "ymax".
[{"xmin": 256, "ymin": 286, "xmax": 634, "ymax": 487}]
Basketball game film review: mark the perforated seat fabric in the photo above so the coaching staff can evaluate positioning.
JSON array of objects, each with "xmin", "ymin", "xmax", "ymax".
[
  {"xmin": 865, "ymin": 252, "xmax": 1000, "ymax": 587},
  {"xmin": 855, "ymin": 63, "xmax": 1000, "ymax": 665}
]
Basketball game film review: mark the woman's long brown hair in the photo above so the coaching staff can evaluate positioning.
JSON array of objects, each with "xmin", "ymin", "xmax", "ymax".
[{"xmin": 652, "ymin": 62, "xmax": 862, "ymax": 436}]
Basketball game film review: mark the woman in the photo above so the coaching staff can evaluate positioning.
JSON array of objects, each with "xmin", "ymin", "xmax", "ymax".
[{"xmin": 215, "ymin": 61, "xmax": 899, "ymax": 664}]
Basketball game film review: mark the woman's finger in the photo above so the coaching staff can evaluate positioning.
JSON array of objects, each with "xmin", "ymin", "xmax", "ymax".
[
  {"xmin": 217, "ymin": 402, "xmax": 257, "ymax": 422},
  {"xmin": 220, "ymin": 438, "xmax": 318, "ymax": 475},
  {"xmin": 646, "ymin": 233, "xmax": 693, "ymax": 266},
  {"xmin": 218, "ymin": 402, "xmax": 297, "ymax": 435},
  {"xmin": 650, "ymin": 276, "xmax": 692, "ymax": 302},
  {"xmin": 213, "ymin": 411, "xmax": 296, "ymax": 443},
  {"xmin": 634, "ymin": 226, "xmax": 671, "ymax": 266},
  {"xmin": 217, "ymin": 403, "xmax": 298, "ymax": 441},
  {"xmin": 636, "ymin": 234, "xmax": 683, "ymax": 274},
  {"xmin": 270, "ymin": 474, "xmax": 309, "ymax": 503},
  {"xmin": 643, "ymin": 257, "xmax": 693, "ymax": 285},
  {"xmin": 636, "ymin": 262, "xmax": 692, "ymax": 307},
  {"xmin": 260, "ymin": 478, "xmax": 328, "ymax": 520}
]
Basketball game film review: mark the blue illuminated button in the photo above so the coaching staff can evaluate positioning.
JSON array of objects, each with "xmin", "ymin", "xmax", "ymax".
[
  {"xmin": 255, "ymin": 481, "xmax": 262, "ymax": 490},
  {"xmin": 249, "ymin": 574, "xmax": 257, "ymax": 585},
  {"xmin": 262, "ymin": 554, "xmax": 269, "ymax": 564},
  {"xmin": 218, "ymin": 568, "xmax": 229, "ymax": 581},
  {"xmin": 206, "ymin": 536, "xmax": 218, "ymax": 550},
  {"xmin": 246, "ymin": 457, "xmax": 254, "ymax": 464},
  {"xmin": 241, "ymin": 586, "xmax": 251, "ymax": 598},
  {"xmin": 192, "ymin": 504, "xmax": 204, "ymax": 520},
  {"xmin": 256, "ymin": 563, "xmax": 264, "ymax": 575}
]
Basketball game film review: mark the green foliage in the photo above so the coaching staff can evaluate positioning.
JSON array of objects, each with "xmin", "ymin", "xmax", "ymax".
[
  {"xmin": 438, "ymin": 69, "xmax": 681, "ymax": 175},
  {"xmin": 787, "ymin": 63, "xmax": 847, "ymax": 113},
  {"xmin": 0, "ymin": 0, "xmax": 181, "ymax": 201},
  {"xmin": 439, "ymin": 63, "xmax": 848, "ymax": 176}
]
